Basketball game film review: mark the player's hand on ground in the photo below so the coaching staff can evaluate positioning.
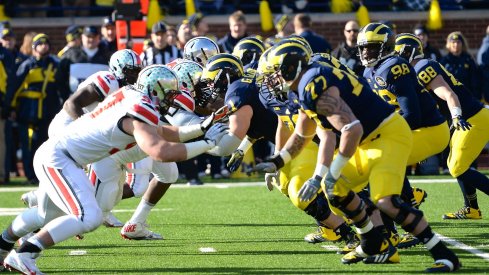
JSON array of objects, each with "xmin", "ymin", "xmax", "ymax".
[{"xmin": 265, "ymin": 171, "xmax": 279, "ymax": 191}]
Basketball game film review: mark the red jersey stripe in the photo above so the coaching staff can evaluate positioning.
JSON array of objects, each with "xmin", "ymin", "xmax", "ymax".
[
  {"xmin": 47, "ymin": 167, "xmax": 80, "ymax": 216},
  {"xmin": 97, "ymin": 75, "xmax": 110, "ymax": 96},
  {"xmin": 132, "ymin": 104, "xmax": 159, "ymax": 125}
]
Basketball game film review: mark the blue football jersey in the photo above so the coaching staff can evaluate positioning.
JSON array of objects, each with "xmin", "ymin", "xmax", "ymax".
[
  {"xmin": 364, "ymin": 56, "xmax": 445, "ymax": 129},
  {"xmin": 299, "ymin": 62, "xmax": 395, "ymax": 141},
  {"xmin": 224, "ymin": 70, "xmax": 278, "ymax": 142},
  {"xmin": 414, "ymin": 59, "xmax": 483, "ymax": 120}
]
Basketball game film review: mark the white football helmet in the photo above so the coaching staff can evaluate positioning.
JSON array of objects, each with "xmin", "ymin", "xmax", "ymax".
[
  {"xmin": 183, "ymin": 36, "xmax": 220, "ymax": 66},
  {"xmin": 109, "ymin": 49, "xmax": 142, "ymax": 85},
  {"xmin": 136, "ymin": 65, "xmax": 181, "ymax": 116}
]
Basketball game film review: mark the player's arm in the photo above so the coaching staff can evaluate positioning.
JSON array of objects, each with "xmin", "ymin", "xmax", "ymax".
[
  {"xmin": 123, "ymin": 117, "xmax": 226, "ymax": 162},
  {"xmin": 315, "ymin": 86, "xmax": 362, "ymax": 158},
  {"xmin": 314, "ymin": 127, "xmax": 336, "ymax": 177},
  {"xmin": 275, "ymin": 116, "xmax": 292, "ymax": 151},
  {"xmin": 206, "ymin": 105, "xmax": 252, "ymax": 156},
  {"xmin": 64, "ymin": 84, "xmax": 103, "ymax": 120},
  {"xmin": 427, "ymin": 74, "xmax": 462, "ymax": 114}
]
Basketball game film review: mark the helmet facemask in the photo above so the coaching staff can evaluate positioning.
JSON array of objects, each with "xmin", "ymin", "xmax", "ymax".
[
  {"xmin": 121, "ymin": 65, "xmax": 142, "ymax": 85},
  {"xmin": 263, "ymin": 70, "xmax": 290, "ymax": 102},
  {"xmin": 150, "ymin": 88, "xmax": 180, "ymax": 116}
]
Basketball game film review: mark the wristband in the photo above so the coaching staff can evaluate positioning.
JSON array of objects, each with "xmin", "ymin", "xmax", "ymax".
[
  {"xmin": 330, "ymin": 154, "xmax": 349, "ymax": 179},
  {"xmin": 313, "ymin": 164, "xmax": 329, "ymax": 178},
  {"xmin": 450, "ymin": 107, "xmax": 462, "ymax": 118},
  {"xmin": 184, "ymin": 140, "xmax": 214, "ymax": 159},
  {"xmin": 178, "ymin": 124, "xmax": 204, "ymax": 142}
]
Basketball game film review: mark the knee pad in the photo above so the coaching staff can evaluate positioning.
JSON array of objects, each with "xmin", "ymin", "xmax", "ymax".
[
  {"xmin": 357, "ymin": 192, "xmax": 377, "ymax": 216},
  {"xmin": 131, "ymin": 174, "xmax": 150, "ymax": 198},
  {"xmin": 11, "ymin": 208, "xmax": 44, "ymax": 238},
  {"xmin": 153, "ymin": 162, "xmax": 179, "ymax": 184},
  {"xmin": 390, "ymin": 195, "xmax": 424, "ymax": 232},
  {"xmin": 331, "ymin": 191, "xmax": 365, "ymax": 219},
  {"xmin": 303, "ymin": 193, "xmax": 332, "ymax": 221}
]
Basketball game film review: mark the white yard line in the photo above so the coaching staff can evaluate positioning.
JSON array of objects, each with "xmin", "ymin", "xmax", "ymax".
[{"xmin": 437, "ymin": 233, "xmax": 489, "ymax": 262}]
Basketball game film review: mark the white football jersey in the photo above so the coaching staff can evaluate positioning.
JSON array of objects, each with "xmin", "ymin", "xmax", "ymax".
[
  {"xmin": 58, "ymin": 86, "xmax": 160, "ymax": 166},
  {"xmin": 48, "ymin": 71, "xmax": 121, "ymax": 138}
]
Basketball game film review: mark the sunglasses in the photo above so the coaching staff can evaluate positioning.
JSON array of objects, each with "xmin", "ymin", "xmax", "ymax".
[{"xmin": 345, "ymin": 29, "xmax": 359, "ymax": 33}]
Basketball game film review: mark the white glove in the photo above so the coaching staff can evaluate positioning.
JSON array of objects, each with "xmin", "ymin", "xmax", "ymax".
[
  {"xmin": 298, "ymin": 176, "xmax": 321, "ymax": 202},
  {"xmin": 265, "ymin": 171, "xmax": 280, "ymax": 191},
  {"xmin": 204, "ymin": 123, "xmax": 229, "ymax": 145}
]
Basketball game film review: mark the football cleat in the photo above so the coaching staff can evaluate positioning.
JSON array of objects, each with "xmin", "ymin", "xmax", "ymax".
[
  {"xmin": 120, "ymin": 222, "xmax": 163, "ymax": 240},
  {"xmin": 411, "ymin": 187, "xmax": 428, "ymax": 208},
  {"xmin": 304, "ymin": 226, "xmax": 341, "ymax": 244},
  {"xmin": 342, "ymin": 240, "xmax": 399, "ymax": 265},
  {"xmin": 0, "ymin": 248, "xmax": 10, "ymax": 272},
  {"xmin": 103, "ymin": 212, "xmax": 124, "ymax": 228},
  {"xmin": 363, "ymin": 243, "xmax": 400, "ymax": 264},
  {"xmin": 398, "ymin": 232, "xmax": 420, "ymax": 249},
  {"xmin": 442, "ymin": 206, "xmax": 482, "ymax": 220},
  {"xmin": 388, "ymin": 231, "xmax": 400, "ymax": 247},
  {"xmin": 337, "ymin": 233, "xmax": 360, "ymax": 255},
  {"xmin": 20, "ymin": 191, "xmax": 38, "ymax": 209},
  {"xmin": 425, "ymin": 259, "xmax": 461, "ymax": 273},
  {"xmin": 3, "ymin": 250, "xmax": 43, "ymax": 275}
]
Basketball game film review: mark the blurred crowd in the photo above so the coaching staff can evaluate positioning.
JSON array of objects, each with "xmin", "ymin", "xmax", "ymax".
[
  {"xmin": 3, "ymin": 0, "xmax": 489, "ymax": 18},
  {"xmin": 0, "ymin": 8, "xmax": 488, "ymax": 185}
]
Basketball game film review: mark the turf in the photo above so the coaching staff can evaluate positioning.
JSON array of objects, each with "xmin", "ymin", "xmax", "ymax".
[{"xmin": 0, "ymin": 177, "xmax": 488, "ymax": 274}]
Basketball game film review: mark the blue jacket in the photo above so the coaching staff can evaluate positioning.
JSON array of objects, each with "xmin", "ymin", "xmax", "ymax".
[{"xmin": 440, "ymin": 52, "xmax": 482, "ymax": 101}]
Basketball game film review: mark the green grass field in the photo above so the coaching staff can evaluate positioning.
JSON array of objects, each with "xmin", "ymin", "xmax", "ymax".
[{"xmin": 1, "ymin": 177, "xmax": 489, "ymax": 274}]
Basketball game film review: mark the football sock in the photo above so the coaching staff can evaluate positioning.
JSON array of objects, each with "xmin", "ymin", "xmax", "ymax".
[
  {"xmin": 356, "ymin": 221, "xmax": 385, "ymax": 255},
  {"xmin": 400, "ymin": 177, "xmax": 414, "ymax": 204},
  {"xmin": 418, "ymin": 227, "xmax": 458, "ymax": 262},
  {"xmin": 335, "ymin": 222, "xmax": 353, "ymax": 240},
  {"xmin": 380, "ymin": 212, "xmax": 397, "ymax": 235},
  {"xmin": 459, "ymin": 168, "xmax": 489, "ymax": 197},
  {"xmin": 17, "ymin": 241, "xmax": 41, "ymax": 253},
  {"xmin": 0, "ymin": 231, "xmax": 15, "ymax": 251},
  {"xmin": 129, "ymin": 199, "xmax": 155, "ymax": 224}
]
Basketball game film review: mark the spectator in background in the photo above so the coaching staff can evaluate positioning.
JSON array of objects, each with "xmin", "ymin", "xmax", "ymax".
[
  {"xmin": 413, "ymin": 24, "xmax": 442, "ymax": 61},
  {"xmin": 0, "ymin": 29, "xmax": 28, "ymax": 69},
  {"xmin": 140, "ymin": 21, "xmax": 181, "ymax": 66},
  {"xmin": 0, "ymin": 28, "xmax": 23, "ymax": 184},
  {"xmin": 5, "ymin": 34, "xmax": 62, "ymax": 185},
  {"xmin": 332, "ymin": 20, "xmax": 363, "ymax": 76},
  {"xmin": 100, "ymin": 16, "xmax": 117, "ymax": 55},
  {"xmin": 57, "ymin": 26, "xmax": 111, "ymax": 97},
  {"xmin": 166, "ymin": 25, "xmax": 178, "ymax": 47},
  {"xmin": 188, "ymin": 13, "xmax": 218, "ymax": 42},
  {"xmin": 176, "ymin": 19, "xmax": 194, "ymax": 50},
  {"xmin": 477, "ymin": 25, "xmax": 489, "ymax": 103},
  {"xmin": 218, "ymin": 10, "xmax": 248, "ymax": 53},
  {"xmin": 440, "ymin": 31, "xmax": 482, "ymax": 101},
  {"xmin": 264, "ymin": 14, "xmax": 294, "ymax": 48},
  {"xmin": 19, "ymin": 32, "xmax": 37, "ymax": 57},
  {"xmin": 58, "ymin": 25, "xmax": 83, "ymax": 57},
  {"xmin": 293, "ymin": 13, "xmax": 331, "ymax": 53},
  {"xmin": 0, "ymin": 34, "xmax": 14, "ymax": 184}
]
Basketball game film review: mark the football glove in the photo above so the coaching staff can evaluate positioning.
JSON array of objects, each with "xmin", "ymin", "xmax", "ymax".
[
  {"xmin": 298, "ymin": 177, "xmax": 321, "ymax": 202},
  {"xmin": 200, "ymin": 106, "xmax": 230, "ymax": 132},
  {"xmin": 227, "ymin": 149, "xmax": 244, "ymax": 172},
  {"xmin": 451, "ymin": 115, "xmax": 471, "ymax": 131},
  {"xmin": 265, "ymin": 171, "xmax": 280, "ymax": 191},
  {"xmin": 324, "ymin": 172, "xmax": 339, "ymax": 198},
  {"xmin": 204, "ymin": 123, "xmax": 229, "ymax": 145}
]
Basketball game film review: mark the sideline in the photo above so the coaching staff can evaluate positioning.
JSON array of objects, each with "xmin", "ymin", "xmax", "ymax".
[{"xmin": 437, "ymin": 233, "xmax": 489, "ymax": 262}]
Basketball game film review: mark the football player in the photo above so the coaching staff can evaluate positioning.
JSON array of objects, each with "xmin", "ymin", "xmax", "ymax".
[
  {"xmin": 395, "ymin": 33, "xmax": 489, "ymax": 220},
  {"xmin": 232, "ymin": 36, "xmax": 265, "ymax": 70},
  {"xmin": 254, "ymin": 41, "xmax": 460, "ymax": 272},
  {"xmin": 0, "ymin": 65, "xmax": 228, "ymax": 274},
  {"xmin": 358, "ymin": 23, "xmax": 451, "ymax": 248}
]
